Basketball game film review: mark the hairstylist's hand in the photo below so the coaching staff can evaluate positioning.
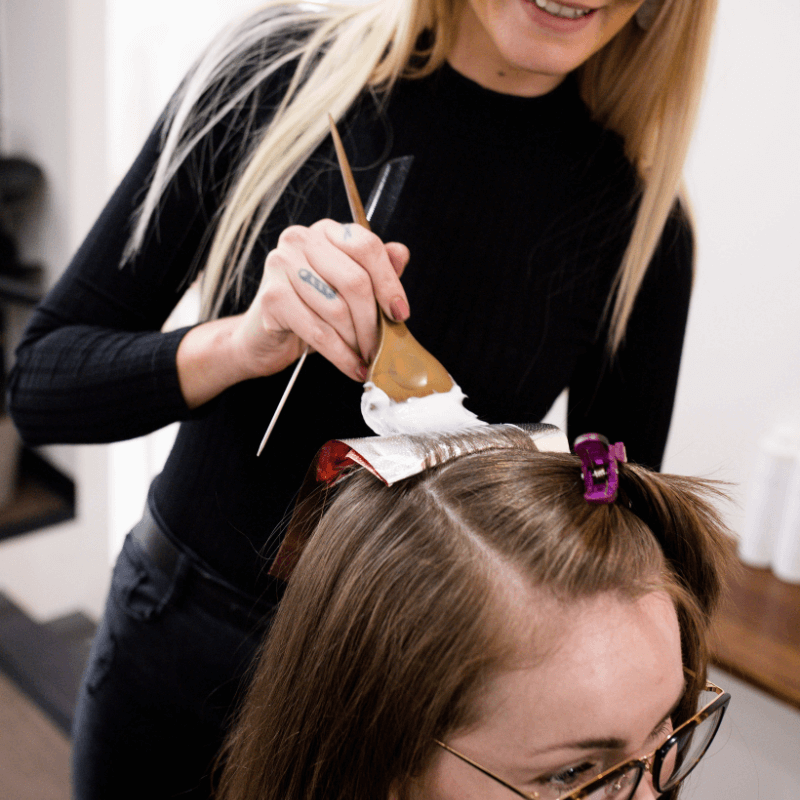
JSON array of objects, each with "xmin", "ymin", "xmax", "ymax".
[
  {"xmin": 246, "ymin": 219, "xmax": 410, "ymax": 378},
  {"xmin": 176, "ymin": 220, "xmax": 410, "ymax": 409}
]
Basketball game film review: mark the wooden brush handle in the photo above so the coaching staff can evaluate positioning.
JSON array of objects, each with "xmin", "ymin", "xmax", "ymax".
[{"xmin": 328, "ymin": 114, "xmax": 371, "ymax": 231}]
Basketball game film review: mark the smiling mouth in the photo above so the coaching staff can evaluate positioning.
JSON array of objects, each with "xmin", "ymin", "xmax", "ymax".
[{"xmin": 532, "ymin": 0, "xmax": 594, "ymax": 19}]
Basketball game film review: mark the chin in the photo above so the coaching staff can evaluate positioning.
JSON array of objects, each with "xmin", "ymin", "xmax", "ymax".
[
  {"xmin": 485, "ymin": 6, "xmax": 605, "ymax": 87},
  {"xmin": 451, "ymin": 0, "xmax": 639, "ymax": 95},
  {"xmin": 498, "ymin": 38, "xmax": 591, "ymax": 82}
]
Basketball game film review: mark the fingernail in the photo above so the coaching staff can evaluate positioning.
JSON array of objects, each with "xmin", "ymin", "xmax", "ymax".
[
  {"xmin": 390, "ymin": 297, "xmax": 410, "ymax": 322},
  {"xmin": 356, "ymin": 362, "xmax": 369, "ymax": 381}
]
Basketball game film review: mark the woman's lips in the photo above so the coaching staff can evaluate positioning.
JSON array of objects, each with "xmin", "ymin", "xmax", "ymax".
[{"xmin": 523, "ymin": 0, "xmax": 598, "ymax": 32}]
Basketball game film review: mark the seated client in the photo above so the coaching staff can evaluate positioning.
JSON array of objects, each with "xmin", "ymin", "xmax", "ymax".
[{"xmin": 215, "ymin": 427, "xmax": 735, "ymax": 800}]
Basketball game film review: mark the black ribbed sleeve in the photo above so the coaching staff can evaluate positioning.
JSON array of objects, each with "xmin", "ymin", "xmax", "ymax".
[{"xmin": 7, "ymin": 122, "xmax": 206, "ymax": 443}]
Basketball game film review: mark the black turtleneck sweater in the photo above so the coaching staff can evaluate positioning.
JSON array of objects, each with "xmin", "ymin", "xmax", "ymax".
[{"xmin": 8, "ymin": 64, "xmax": 692, "ymax": 597}]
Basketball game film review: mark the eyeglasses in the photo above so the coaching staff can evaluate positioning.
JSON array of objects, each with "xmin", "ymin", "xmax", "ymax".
[{"xmin": 434, "ymin": 681, "xmax": 730, "ymax": 800}]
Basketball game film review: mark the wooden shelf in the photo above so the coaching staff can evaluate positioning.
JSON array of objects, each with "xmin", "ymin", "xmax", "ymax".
[
  {"xmin": 0, "ymin": 449, "xmax": 75, "ymax": 542},
  {"xmin": 711, "ymin": 560, "xmax": 800, "ymax": 710},
  {"xmin": 1, "ymin": 267, "xmax": 73, "ymax": 541}
]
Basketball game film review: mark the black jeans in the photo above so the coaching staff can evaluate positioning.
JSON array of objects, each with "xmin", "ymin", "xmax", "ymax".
[{"xmin": 71, "ymin": 531, "xmax": 273, "ymax": 799}]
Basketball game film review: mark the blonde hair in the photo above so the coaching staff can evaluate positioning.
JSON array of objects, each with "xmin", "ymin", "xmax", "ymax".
[
  {"xmin": 214, "ymin": 430, "xmax": 735, "ymax": 800},
  {"xmin": 126, "ymin": 0, "xmax": 717, "ymax": 350}
]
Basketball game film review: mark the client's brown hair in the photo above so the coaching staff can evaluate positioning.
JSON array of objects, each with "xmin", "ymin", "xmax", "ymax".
[{"xmin": 216, "ymin": 429, "xmax": 735, "ymax": 800}]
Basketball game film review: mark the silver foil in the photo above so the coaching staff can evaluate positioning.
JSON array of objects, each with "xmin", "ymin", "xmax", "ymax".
[{"xmin": 319, "ymin": 423, "xmax": 570, "ymax": 486}]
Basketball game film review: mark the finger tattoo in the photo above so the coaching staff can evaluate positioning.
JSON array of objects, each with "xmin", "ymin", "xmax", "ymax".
[
  {"xmin": 341, "ymin": 223, "xmax": 353, "ymax": 241},
  {"xmin": 299, "ymin": 268, "xmax": 337, "ymax": 300}
]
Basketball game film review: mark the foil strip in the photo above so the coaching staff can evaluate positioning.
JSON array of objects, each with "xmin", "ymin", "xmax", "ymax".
[{"xmin": 319, "ymin": 422, "xmax": 570, "ymax": 486}]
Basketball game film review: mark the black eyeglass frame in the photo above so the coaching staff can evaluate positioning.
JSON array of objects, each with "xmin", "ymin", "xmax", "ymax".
[{"xmin": 434, "ymin": 681, "xmax": 730, "ymax": 800}]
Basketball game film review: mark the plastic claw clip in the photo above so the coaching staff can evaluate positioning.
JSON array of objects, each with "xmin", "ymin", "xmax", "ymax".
[{"xmin": 573, "ymin": 433, "xmax": 627, "ymax": 504}]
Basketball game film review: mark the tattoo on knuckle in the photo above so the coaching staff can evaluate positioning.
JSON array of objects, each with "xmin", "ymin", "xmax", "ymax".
[
  {"xmin": 298, "ymin": 268, "xmax": 337, "ymax": 300},
  {"xmin": 341, "ymin": 223, "xmax": 353, "ymax": 242}
]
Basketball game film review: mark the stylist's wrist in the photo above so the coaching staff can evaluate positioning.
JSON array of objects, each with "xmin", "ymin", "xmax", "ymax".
[{"xmin": 176, "ymin": 315, "xmax": 268, "ymax": 409}]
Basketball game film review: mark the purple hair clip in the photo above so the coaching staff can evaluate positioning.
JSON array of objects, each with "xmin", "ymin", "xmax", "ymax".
[{"xmin": 573, "ymin": 433, "xmax": 627, "ymax": 504}]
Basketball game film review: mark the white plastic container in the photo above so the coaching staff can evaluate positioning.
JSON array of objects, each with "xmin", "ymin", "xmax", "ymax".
[
  {"xmin": 739, "ymin": 427, "xmax": 799, "ymax": 568},
  {"xmin": 773, "ymin": 451, "xmax": 800, "ymax": 583}
]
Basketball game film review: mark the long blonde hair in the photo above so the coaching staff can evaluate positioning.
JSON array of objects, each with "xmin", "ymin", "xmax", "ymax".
[{"xmin": 126, "ymin": 0, "xmax": 717, "ymax": 350}]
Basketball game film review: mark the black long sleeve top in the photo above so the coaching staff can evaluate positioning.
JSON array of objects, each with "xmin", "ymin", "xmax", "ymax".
[{"xmin": 8, "ymin": 64, "xmax": 692, "ymax": 597}]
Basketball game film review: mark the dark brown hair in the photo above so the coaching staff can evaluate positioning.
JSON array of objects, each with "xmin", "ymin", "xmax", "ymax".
[{"xmin": 216, "ymin": 429, "xmax": 735, "ymax": 800}]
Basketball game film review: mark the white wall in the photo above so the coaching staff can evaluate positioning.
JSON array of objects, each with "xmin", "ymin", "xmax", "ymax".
[
  {"xmin": 1, "ymin": 0, "xmax": 74, "ymax": 475},
  {"xmin": 0, "ymin": 0, "xmax": 256, "ymax": 619},
  {"xmin": 542, "ymin": 0, "xmax": 800, "ymax": 550},
  {"xmin": 666, "ymin": 0, "xmax": 800, "ymax": 535},
  {"xmin": 102, "ymin": 0, "xmax": 260, "ymax": 558},
  {"xmin": 107, "ymin": 0, "xmax": 257, "ymax": 184},
  {"xmin": 0, "ymin": 0, "xmax": 112, "ymax": 620}
]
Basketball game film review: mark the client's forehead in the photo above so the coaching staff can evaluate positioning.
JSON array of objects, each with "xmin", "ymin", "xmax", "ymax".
[{"xmin": 461, "ymin": 590, "xmax": 684, "ymax": 756}]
